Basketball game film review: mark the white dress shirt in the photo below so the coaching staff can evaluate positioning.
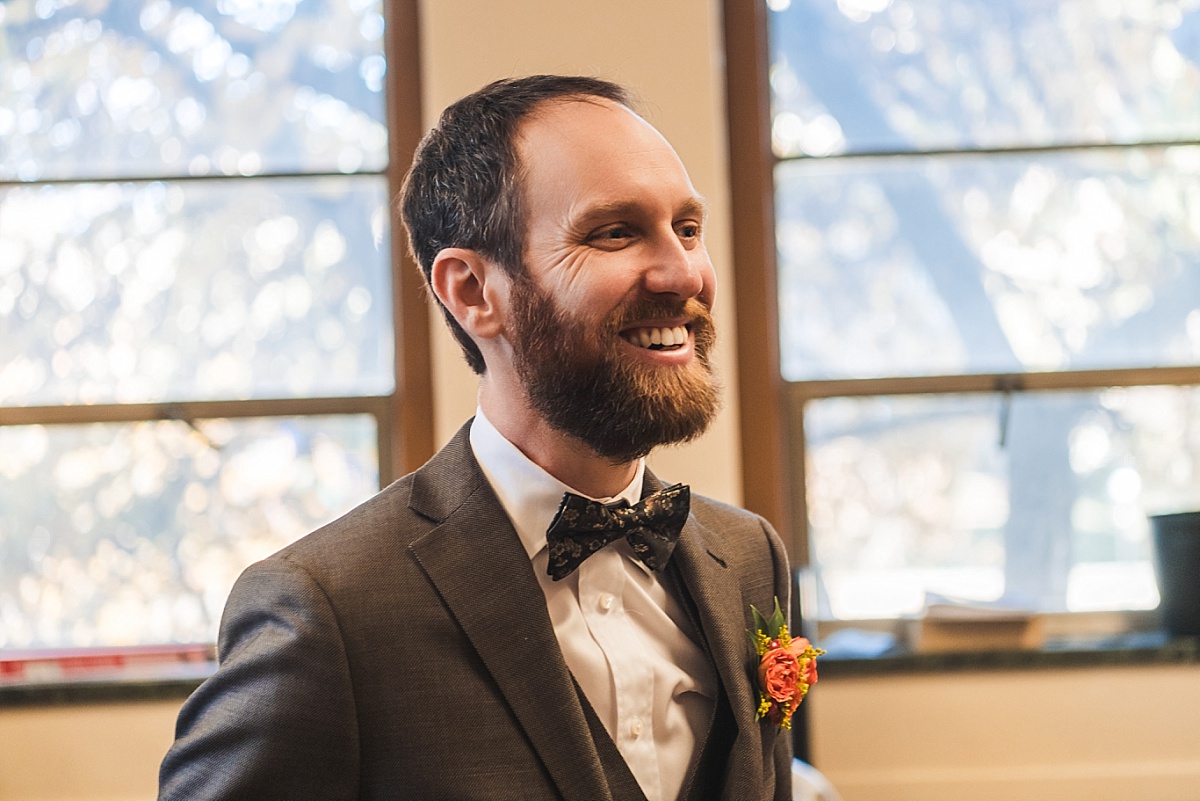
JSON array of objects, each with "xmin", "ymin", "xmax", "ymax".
[{"xmin": 470, "ymin": 410, "xmax": 716, "ymax": 801}]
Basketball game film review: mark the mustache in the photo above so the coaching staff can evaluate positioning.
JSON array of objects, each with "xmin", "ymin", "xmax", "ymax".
[
  {"xmin": 610, "ymin": 296, "xmax": 713, "ymax": 330},
  {"xmin": 608, "ymin": 295, "xmax": 716, "ymax": 368}
]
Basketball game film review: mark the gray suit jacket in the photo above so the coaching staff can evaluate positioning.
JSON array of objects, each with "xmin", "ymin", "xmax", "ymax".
[{"xmin": 159, "ymin": 422, "xmax": 793, "ymax": 800}]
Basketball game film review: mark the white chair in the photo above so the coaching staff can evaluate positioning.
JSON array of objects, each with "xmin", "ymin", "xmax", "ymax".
[{"xmin": 791, "ymin": 758, "xmax": 843, "ymax": 801}]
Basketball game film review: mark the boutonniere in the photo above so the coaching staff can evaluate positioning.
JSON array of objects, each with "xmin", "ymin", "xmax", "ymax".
[{"xmin": 748, "ymin": 599, "xmax": 824, "ymax": 730}]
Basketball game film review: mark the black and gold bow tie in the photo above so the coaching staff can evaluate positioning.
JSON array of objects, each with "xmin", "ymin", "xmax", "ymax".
[{"xmin": 544, "ymin": 483, "xmax": 690, "ymax": 581}]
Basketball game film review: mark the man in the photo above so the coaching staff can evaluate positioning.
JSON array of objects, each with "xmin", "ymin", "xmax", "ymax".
[{"xmin": 159, "ymin": 75, "xmax": 792, "ymax": 801}]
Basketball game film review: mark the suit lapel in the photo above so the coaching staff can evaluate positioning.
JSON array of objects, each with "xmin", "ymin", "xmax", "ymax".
[
  {"xmin": 407, "ymin": 425, "xmax": 611, "ymax": 801},
  {"xmin": 643, "ymin": 472, "xmax": 757, "ymax": 741},
  {"xmin": 648, "ymin": 474, "xmax": 766, "ymax": 799}
]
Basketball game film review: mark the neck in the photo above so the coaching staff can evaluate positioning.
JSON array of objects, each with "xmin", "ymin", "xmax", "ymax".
[{"xmin": 479, "ymin": 378, "xmax": 639, "ymax": 499}]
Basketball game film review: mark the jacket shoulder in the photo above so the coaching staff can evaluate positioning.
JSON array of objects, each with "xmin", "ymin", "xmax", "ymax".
[
  {"xmin": 688, "ymin": 491, "xmax": 780, "ymax": 545},
  {"xmin": 686, "ymin": 491, "xmax": 791, "ymax": 601},
  {"xmin": 257, "ymin": 474, "xmax": 425, "ymax": 583},
  {"xmin": 273, "ymin": 421, "xmax": 482, "ymax": 571}
]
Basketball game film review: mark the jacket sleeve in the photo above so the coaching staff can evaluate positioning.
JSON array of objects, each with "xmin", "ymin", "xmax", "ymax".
[{"xmin": 158, "ymin": 556, "xmax": 360, "ymax": 801}]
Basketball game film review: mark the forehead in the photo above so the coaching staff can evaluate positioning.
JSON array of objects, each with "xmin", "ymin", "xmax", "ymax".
[{"xmin": 514, "ymin": 98, "xmax": 701, "ymax": 218}]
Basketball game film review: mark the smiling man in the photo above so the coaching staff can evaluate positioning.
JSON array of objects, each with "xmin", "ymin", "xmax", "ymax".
[{"xmin": 159, "ymin": 75, "xmax": 793, "ymax": 801}]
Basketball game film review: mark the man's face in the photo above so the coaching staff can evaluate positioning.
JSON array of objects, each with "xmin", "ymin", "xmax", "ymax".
[{"xmin": 504, "ymin": 99, "xmax": 721, "ymax": 462}]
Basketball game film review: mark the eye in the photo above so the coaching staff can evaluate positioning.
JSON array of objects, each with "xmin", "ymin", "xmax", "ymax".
[
  {"xmin": 675, "ymin": 221, "xmax": 702, "ymax": 242},
  {"xmin": 588, "ymin": 223, "xmax": 636, "ymax": 250}
]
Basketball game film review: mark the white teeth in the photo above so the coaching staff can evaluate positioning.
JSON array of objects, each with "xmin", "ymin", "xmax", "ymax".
[{"xmin": 624, "ymin": 326, "xmax": 688, "ymax": 350}]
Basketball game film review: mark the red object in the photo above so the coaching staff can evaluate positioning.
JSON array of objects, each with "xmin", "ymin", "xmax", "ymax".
[{"xmin": 0, "ymin": 644, "xmax": 215, "ymax": 682}]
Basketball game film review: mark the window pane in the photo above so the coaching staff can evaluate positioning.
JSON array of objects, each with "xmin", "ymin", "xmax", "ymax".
[
  {"xmin": 0, "ymin": 415, "xmax": 378, "ymax": 649},
  {"xmin": 768, "ymin": 0, "xmax": 1200, "ymax": 156},
  {"xmin": 0, "ymin": 176, "xmax": 393, "ymax": 405},
  {"xmin": 0, "ymin": 0, "xmax": 387, "ymax": 181},
  {"xmin": 776, "ymin": 146, "xmax": 1200, "ymax": 380},
  {"xmin": 804, "ymin": 387, "xmax": 1200, "ymax": 619}
]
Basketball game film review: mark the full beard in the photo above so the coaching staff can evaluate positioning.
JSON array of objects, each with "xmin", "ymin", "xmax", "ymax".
[{"xmin": 508, "ymin": 275, "xmax": 721, "ymax": 464}]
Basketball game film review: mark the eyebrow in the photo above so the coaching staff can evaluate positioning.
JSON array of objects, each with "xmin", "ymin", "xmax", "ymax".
[{"xmin": 571, "ymin": 195, "xmax": 709, "ymax": 232}]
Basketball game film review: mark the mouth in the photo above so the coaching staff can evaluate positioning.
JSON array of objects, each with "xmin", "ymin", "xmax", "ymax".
[{"xmin": 620, "ymin": 324, "xmax": 689, "ymax": 351}]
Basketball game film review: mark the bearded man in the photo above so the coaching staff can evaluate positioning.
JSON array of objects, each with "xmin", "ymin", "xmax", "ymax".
[{"xmin": 159, "ymin": 75, "xmax": 793, "ymax": 801}]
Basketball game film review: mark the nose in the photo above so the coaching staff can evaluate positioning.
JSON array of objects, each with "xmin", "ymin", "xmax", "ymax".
[{"xmin": 641, "ymin": 230, "xmax": 713, "ymax": 303}]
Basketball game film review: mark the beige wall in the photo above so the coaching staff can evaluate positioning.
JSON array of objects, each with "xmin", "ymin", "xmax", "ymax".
[
  {"xmin": 0, "ymin": 701, "xmax": 179, "ymax": 801},
  {"xmin": 809, "ymin": 665, "xmax": 1200, "ymax": 801}
]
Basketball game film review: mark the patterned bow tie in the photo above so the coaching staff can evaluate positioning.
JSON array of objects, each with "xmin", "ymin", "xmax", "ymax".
[{"xmin": 545, "ymin": 483, "xmax": 690, "ymax": 581}]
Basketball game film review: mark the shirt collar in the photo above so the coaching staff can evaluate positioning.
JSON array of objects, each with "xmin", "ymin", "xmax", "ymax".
[{"xmin": 469, "ymin": 407, "xmax": 645, "ymax": 561}]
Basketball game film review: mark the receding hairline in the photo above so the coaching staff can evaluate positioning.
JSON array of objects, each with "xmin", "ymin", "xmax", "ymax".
[
  {"xmin": 514, "ymin": 92, "xmax": 644, "ymax": 133},
  {"xmin": 511, "ymin": 93, "xmax": 669, "ymax": 178}
]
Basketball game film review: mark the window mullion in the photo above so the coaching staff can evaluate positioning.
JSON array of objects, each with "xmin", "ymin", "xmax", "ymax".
[{"xmin": 788, "ymin": 365, "xmax": 1200, "ymax": 402}]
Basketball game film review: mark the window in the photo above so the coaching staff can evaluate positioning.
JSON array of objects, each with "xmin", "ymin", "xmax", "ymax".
[
  {"xmin": 761, "ymin": 0, "xmax": 1200, "ymax": 621},
  {"xmin": 0, "ymin": 1, "xmax": 427, "ymax": 652}
]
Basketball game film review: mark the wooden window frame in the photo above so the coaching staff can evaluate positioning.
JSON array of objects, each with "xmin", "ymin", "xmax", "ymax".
[
  {"xmin": 0, "ymin": 0, "xmax": 433, "ymax": 487},
  {"xmin": 722, "ymin": 0, "xmax": 1200, "ymax": 578}
]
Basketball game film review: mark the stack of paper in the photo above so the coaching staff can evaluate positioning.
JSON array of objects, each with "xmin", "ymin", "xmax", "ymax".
[{"xmin": 911, "ymin": 595, "xmax": 1045, "ymax": 653}]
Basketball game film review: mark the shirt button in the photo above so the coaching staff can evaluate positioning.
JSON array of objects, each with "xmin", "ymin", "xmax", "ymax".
[
  {"xmin": 599, "ymin": 593, "xmax": 615, "ymax": 612},
  {"xmin": 630, "ymin": 717, "xmax": 643, "ymax": 738}
]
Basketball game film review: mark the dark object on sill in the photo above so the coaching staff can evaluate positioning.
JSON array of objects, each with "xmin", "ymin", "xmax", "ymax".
[{"xmin": 1150, "ymin": 510, "xmax": 1200, "ymax": 637}]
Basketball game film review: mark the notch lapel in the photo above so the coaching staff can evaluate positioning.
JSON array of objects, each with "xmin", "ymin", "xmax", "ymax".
[
  {"xmin": 660, "ymin": 497, "xmax": 768, "ymax": 799},
  {"xmin": 407, "ymin": 426, "xmax": 611, "ymax": 801},
  {"xmin": 640, "ymin": 472, "xmax": 759, "ymax": 757}
]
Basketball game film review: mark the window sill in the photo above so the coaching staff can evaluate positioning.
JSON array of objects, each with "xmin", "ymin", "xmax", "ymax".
[
  {"xmin": 0, "ymin": 664, "xmax": 213, "ymax": 707},
  {"xmin": 0, "ymin": 645, "xmax": 215, "ymax": 708},
  {"xmin": 819, "ymin": 630, "xmax": 1200, "ymax": 677}
]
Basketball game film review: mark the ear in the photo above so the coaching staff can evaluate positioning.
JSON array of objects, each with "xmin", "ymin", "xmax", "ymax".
[{"xmin": 429, "ymin": 247, "xmax": 508, "ymax": 341}]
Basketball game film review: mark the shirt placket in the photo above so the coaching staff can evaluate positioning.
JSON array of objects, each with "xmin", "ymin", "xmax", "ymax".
[{"xmin": 577, "ymin": 547, "xmax": 662, "ymax": 801}]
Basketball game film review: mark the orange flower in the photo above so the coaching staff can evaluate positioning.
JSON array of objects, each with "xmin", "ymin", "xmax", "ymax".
[
  {"xmin": 748, "ymin": 600, "xmax": 824, "ymax": 729},
  {"xmin": 759, "ymin": 645, "xmax": 801, "ymax": 703}
]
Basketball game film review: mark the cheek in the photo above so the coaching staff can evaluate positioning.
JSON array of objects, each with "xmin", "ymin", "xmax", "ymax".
[
  {"xmin": 553, "ymin": 264, "xmax": 637, "ymax": 320},
  {"xmin": 529, "ymin": 248, "xmax": 599, "ymax": 302}
]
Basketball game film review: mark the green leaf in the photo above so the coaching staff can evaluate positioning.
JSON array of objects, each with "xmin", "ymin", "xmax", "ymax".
[
  {"xmin": 751, "ymin": 603, "xmax": 769, "ymax": 634},
  {"xmin": 768, "ymin": 597, "xmax": 786, "ymax": 636}
]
